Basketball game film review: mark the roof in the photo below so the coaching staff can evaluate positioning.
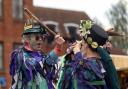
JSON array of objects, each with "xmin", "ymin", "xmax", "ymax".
[{"xmin": 34, "ymin": 6, "xmax": 90, "ymax": 24}]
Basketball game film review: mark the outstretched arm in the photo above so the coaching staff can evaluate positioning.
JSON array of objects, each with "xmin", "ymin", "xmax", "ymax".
[{"xmin": 45, "ymin": 34, "xmax": 65, "ymax": 65}]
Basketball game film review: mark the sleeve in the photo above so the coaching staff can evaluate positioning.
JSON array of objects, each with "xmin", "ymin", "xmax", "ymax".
[
  {"xmin": 56, "ymin": 55, "xmax": 73, "ymax": 89},
  {"xmin": 9, "ymin": 51, "xmax": 21, "ymax": 76},
  {"xmin": 72, "ymin": 52, "xmax": 83, "ymax": 70},
  {"xmin": 97, "ymin": 47, "xmax": 121, "ymax": 89},
  {"xmin": 74, "ymin": 52, "xmax": 83, "ymax": 61},
  {"xmin": 42, "ymin": 50, "xmax": 59, "ymax": 82},
  {"xmin": 45, "ymin": 50, "xmax": 59, "ymax": 65},
  {"xmin": 9, "ymin": 50, "xmax": 22, "ymax": 89}
]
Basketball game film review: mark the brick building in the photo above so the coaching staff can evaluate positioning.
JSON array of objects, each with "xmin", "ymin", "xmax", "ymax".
[{"xmin": 0, "ymin": 0, "xmax": 34, "ymax": 88}]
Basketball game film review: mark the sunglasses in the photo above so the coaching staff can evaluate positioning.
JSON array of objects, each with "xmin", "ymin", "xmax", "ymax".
[
  {"xmin": 30, "ymin": 34, "xmax": 46, "ymax": 41},
  {"xmin": 36, "ymin": 35, "xmax": 46, "ymax": 41}
]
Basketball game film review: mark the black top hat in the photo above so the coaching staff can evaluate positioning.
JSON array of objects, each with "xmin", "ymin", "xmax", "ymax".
[
  {"xmin": 23, "ymin": 19, "xmax": 46, "ymax": 35},
  {"xmin": 80, "ymin": 20, "xmax": 108, "ymax": 49}
]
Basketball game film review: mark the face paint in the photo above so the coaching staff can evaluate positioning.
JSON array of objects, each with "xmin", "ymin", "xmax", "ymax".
[
  {"xmin": 34, "ymin": 35, "xmax": 45, "ymax": 41},
  {"xmin": 29, "ymin": 34, "xmax": 45, "ymax": 51}
]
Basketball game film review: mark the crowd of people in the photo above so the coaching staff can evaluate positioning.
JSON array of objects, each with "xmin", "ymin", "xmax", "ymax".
[{"xmin": 9, "ymin": 19, "xmax": 120, "ymax": 89}]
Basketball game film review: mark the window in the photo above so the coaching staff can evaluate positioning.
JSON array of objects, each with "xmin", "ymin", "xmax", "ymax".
[
  {"xmin": 67, "ymin": 26, "xmax": 79, "ymax": 42},
  {"xmin": 46, "ymin": 24, "xmax": 56, "ymax": 44},
  {"xmin": 64, "ymin": 23, "xmax": 79, "ymax": 43},
  {"xmin": 12, "ymin": 0, "xmax": 23, "ymax": 20},
  {"xmin": 43, "ymin": 21, "xmax": 59, "ymax": 44},
  {"xmin": 43, "ymin": 21, "xmax": 59, "ymax": 32},
  {"xmin": 0, "ymin": 43, "xmax": 3, "ymax": 70},
  {"xmin": 0, "ymin": 0, "xmax": 3, "ymax": 17}
]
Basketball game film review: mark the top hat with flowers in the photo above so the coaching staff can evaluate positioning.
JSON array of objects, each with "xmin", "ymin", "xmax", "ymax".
[{"xmin": 80, "ymin": 20, "xmax": 108, "ymax": 49}]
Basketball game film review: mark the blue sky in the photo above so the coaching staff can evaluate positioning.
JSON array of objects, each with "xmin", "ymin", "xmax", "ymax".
[{"xmin": 33, "ymin": 0, "xmax": 120, "ymax": 29}]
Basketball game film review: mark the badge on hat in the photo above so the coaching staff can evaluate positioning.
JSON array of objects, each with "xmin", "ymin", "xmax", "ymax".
[
  {"xmin": 24, "ymin": 19, "xmax": 35, "ymax": 30},
  {"xmin": 23, "ymin": 19, "xmax": 46, "ymax": 35}
]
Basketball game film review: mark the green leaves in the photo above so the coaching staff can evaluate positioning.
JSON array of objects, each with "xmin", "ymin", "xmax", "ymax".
[{"xmin": 79, "ymin": 20, "xmax": 93, "ymax": 38}]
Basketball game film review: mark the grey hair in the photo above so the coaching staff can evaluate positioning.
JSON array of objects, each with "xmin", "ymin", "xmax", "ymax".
[{"xmin": 21, "ymin": 35, "xmax": 30, "ymax": 44}]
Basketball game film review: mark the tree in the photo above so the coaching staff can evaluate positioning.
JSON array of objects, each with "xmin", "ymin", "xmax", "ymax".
[
  {"xmin": 93, "ymin": 17, "xmax": 103, "ymax": 27},
  {"xmin": 106, "ymin": 0, "xmax": 128, "ymax": 54}
]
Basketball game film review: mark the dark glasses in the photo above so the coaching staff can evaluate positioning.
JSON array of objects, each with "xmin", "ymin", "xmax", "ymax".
[
  {"xmin": 30, "ymin": 34, "xmax": 46, "ymax": 41},
  {"xmin": 35, "ymin": 35, "xmax": 46, "ymax": 41}
]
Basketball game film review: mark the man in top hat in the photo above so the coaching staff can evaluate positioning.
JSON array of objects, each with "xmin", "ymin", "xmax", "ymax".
[
  {"xmin": 57, "ymin": 20, "xmax": 120, "ymax": 89},
  {"xmin": 9, "ymin": 19, "xmax": 65, "ymax": 89}
]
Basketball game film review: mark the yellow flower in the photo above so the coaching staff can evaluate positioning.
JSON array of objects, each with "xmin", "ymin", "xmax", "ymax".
[{"xmin": 91, "ymin": 42, "xmax": 98, "ymax": 48}]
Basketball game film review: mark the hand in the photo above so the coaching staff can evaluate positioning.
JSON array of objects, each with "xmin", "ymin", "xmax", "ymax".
[
  {"xmin": 66, "ymin": 43, "xmax": 76, "ymax": 54},
  {"xmin": 103, "ymin": 41, "xmax": 113, "ymax": 54},
  {"xmin": 72, "ymin": 40, "xmax": 82, "ymax": 54},
  {"xmin": 55, "ymin": 34, "xmax": 65, "ymax": 45},
  {"xmin": 54, "ymin": 34, "xmax": 65, "ymax": 55},
  {"xmin": 103, "ymin": 41, "xmax": 112, "ymax": 50}
]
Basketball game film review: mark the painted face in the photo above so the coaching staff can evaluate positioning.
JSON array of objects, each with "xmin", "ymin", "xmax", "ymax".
[{"xmin": 29, "ymin": 33, "xmax": 46, "ymax": 51}]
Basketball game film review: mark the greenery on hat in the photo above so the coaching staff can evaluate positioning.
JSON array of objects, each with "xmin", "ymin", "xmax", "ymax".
[
  {"xmin": 79, "ymin": 20, "xmax": 93, "ymax": 38},
  {"xmin": 80, "ymin": 20, "xmax": 98, "ymax": 49}
]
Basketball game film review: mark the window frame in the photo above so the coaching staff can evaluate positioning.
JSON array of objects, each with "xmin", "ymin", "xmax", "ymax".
[
  {"xmin": 43, "ymin": 21, "xmax": 59, "ymax": 44},
  {"xmin": 64, "ymin": 23, "xmax": 79, "ymax": 35},
  {"xmin": 64, "ymin": 23, "xmax": 79, "ymax": 42},
  {"xmin": 43, "ymin": 21, "xmax": 59, "ymax": 33},
  {"xmin": 0, "ymin": 42, "xmax": 4, "ymax": 70},
  {"xmin": 12, "ymin": 0, "xmax": 23, "ymax": 20},
  {"xmin": 0, "ymin": 0, "xmax": 3, "ymax": 18}
]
